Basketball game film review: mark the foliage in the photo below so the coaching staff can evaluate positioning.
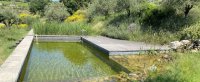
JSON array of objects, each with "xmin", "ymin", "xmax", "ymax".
[
  {"xmin": 29, "ymin": 0, "xmax": 49, "ymax": 15},
  {"xmin": 182, "ymin": 21, "xmax": 200, "ymax": 39},
  {"xmin": 18, "ymin": 24, "xmax": 28, "ymax": 28},
  {"xmin": 0, "ymin": 28, "xmax": 27, "ymax": 64},
  {"xmin": 87, "ymin": 0, "xmax": 118, "ymax": 17},
  {"xmin": 33, "ymin": 21, "xmax": 97, "ymax": 35},
  {"xmin": 162, "ymin": 0, "xmax": 200, "ymax": 17},
  {"xmin": 65, "ymin": 10, "xmax": 86, "ymax": 22},
  {"xmin": 60, "ymin": 0, "xmax": 90, "ymax": 15},
  {"xmin": 146, "ymin": 52, "xmax": 200, "ymax": 82},
  {"xmin": 0, "ymin": 23, "xmax": 6, "ymax": 28},
  {"xmin": 102, "ymin": 23, "xmax": 179, "ymax": 44},
  {"xmin": 19, "ymin": 13, "xmax": 39, "ymax": 25},
  {"xmin": 44, "ymin": 3, "xmax": 69, "ymax": 22},
  {"xmin": 0, "ymin": 8, "xmax": 18, "ymax": 27}
]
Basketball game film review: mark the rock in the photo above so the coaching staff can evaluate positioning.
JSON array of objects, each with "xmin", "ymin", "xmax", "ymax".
[
  {"xmin": 180, "ymin": 40, "xmax": 191, "ymax": 45},
  {"xmin": 129, "ymin": 73, "xmax": 138, "ymax": 77},
  {"xmin": 191, "ymin": 49, "xmax": 198, "ymax": 52},
  {"xmin": 169, "ymin": 41, "xmax": 183, "ymax": 49},
  {"xmin": 191, "ymin": 39, "xmax": 200, "ymax": 49},
  {"xmin": 162, "ymin": 54, "xmax": 172, "ymax": 61},
  {"xmin": 148, "ymin": 64, "xmax": 157, "ymax": 72}
]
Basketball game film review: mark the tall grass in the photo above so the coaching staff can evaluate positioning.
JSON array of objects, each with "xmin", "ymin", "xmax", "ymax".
[
  {"xmin": 0, "ymin": 28, "xmax": 28, "ymax": 65},
  {"xmin": 33, "ymin": 21, "xmax": 97, "ymax": 35},
  {"xmin": 102, "ymin": 23, "xmax": 180, "ymax": 44},
  {"xmin": 146, "ymin": 52, "xmax": 200, "ymax": 82}
]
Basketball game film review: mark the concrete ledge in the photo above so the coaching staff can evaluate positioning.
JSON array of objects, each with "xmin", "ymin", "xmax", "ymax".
[
  {"xmin": 0, "ymin": 30, "xmax": 34, "ymax": 82},
  {"xmin": 36, "ymin": 35, "xmax": 81, "ymax": 42}
]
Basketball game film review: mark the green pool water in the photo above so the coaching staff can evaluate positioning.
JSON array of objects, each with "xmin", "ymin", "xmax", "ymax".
[{"xmin": 19, "ymin": 42, "xmax": 121, "ymax": 82}]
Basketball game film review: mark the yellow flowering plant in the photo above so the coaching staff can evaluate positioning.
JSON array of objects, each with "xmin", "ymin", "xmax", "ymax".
[
  {"xmin": 0, "ymin": 23, "xmax": 6, "ymax": 28},
  {"xmin": 19, "ymin": 13, "xmax": 31, "ymax": 19},
  {"xmin": 65, "ymin": 10, "xmax": 86, "ymax": 22},
  {"xmin": 18, "ymin": 24, "xmax": 28, "ymax": 28}
]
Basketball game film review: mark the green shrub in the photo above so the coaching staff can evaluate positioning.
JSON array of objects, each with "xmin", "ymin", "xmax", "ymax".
[
  {"xmin": 29, "ymin": 0, "xmax": 49, "ymax": 15},
  {"xmin": 61, "ymin": 0, "xmax": 90, "ymax": 15},
  {"xmin": 102, "ymin": 24, "xmax": 130, "ymax": 40},
  {"xmin": 19, "ymin": 13, "xmax": 39, "ymax": 25},
  {"xmin": 182, "ymin": 21, "xmax": 200, "ymax": 39},
  {"xmin": 87, "ymin": 0, "xmax": 118, "ymax": 17},
  {"xmin": 44, "ymin": 3, "xmax": 70, "ymax": 22}
]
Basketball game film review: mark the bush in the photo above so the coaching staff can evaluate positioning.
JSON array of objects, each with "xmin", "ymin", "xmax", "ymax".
[
  {"xmin": 102, "ymin": 24, "xmax": 131, "ymax": 40},
  {"xmin": 65, "ymin": 10, "xmax": 86, "ymax": 22},
  {"xmin": 87, "ymin": 0, "xmax": 118, "ymax": 17},
  {"xmin": 44, "ymin": 3, "xmax": 69, "ymax": 22},
  {"xmin": 182, "ymin": 21, "xmax": 200, "ymax": 39},
  {"xmin": 0, "ymin": 23, "xmax": 5, "ymax": 28},
  {"xmin": 18, "ymin": 24, "xmax": 28, "ymax": 28},
  {"xmin": 19, "ymin": 13, "xmax": 39, "ymax": 25},
  {"xmin": 29, "ymin": 0, "xmax": 49, "ymax": 15}
]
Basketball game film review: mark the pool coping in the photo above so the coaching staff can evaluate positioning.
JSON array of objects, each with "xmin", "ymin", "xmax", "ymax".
[{"xmin": 0, "ymin": 30, "xmax": 34, "ymax": 82}]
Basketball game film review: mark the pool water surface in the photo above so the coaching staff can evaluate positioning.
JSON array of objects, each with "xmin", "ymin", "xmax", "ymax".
[{"xmin": 19, "ymin": 42, "xmax": 118, "ymax": 82}]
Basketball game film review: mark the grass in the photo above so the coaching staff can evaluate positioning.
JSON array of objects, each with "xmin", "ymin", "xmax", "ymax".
[
  {"xmin": 33, "ymin": 21, "xmax": 99, "ymax": 35},
  {"xmin": 0, "ymin": 28, "xmax": 28, "ymax": 65},
  {"xmin": 101, "ymin": 22, "xmax": 180, "ymax": 44},
  {"xmin": 110, "ymin": 52, "xmax": 200, "ymax": 82},
  {"xmin": 146, "ymin": 52, "xmax": 200, "ymax": 82},
  {"xmin": 0, "ymin": 1, "xmax": 29, "ymax": 8}
]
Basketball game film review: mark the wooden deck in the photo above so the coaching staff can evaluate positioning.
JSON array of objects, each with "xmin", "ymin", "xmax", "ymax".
[{"xmin": 82, "ymin": 36, "xmax": 170, "ymax": 55}]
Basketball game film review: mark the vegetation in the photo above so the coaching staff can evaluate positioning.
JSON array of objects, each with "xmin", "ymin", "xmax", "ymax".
[
  {"xmin": 0, "ymin": 28, "xmax": 28, "ymax": 64},
  {"xmin": 60, "ymin": 0, "xmax": 90, "ymax": 15},
  {"xmin": 111, "ymin": 52, "xmax": 200, "ymax": 82},
  {"xmin": 0, "ymin": 0, "xmax": 200, "ymax": 82},
  {"xmin": 29, "ymin": 0, "xmax": 49, "ymax": 15},
  {"xmin": 146, "ymin": 52, "xmax": 200, "ymax": 82},
  {"xmin": 33, "ymin": 21, "xmax": 97, "ymax": 35},
  {"xmin": 44, "ymin": 3, "xmax": 69, "ymax": 22}
]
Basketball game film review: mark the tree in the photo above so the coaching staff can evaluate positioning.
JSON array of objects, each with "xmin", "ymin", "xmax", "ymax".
[
  {"xmin": 44, "ymin": 3, "xmax": 70, "ymax": 22},
  {"xmin": 29, "ymin": 0, "xmax": 50, "ymax": 15},
  {"xmin": 162, "ymin": 0, "xmax": 199, "ymax": 18},
  {"xmin": 87, "ymin": 0, "xmax": 118, "ymax": 17},
  {"xmin": 60, "ymin": 0, "xmax": 91, "ymax": 15},
  {"xmin": 0, "ymin": 9, "xmax": 17, "ymax": 28}
]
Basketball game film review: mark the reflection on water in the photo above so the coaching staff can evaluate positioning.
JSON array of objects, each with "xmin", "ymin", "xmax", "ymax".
[{"xmin": 19, "ymin": 42, "xmax": 118, "ymax": 82}]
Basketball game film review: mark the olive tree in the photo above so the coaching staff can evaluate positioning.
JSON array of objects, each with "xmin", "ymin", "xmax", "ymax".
[
  {"xmin": 29, "ymin": 0, "xmax": 50, "ymax": 15},
  {"xmin": 44, "ymin": 3, "xmax": 70, "ymax": 22},
  {"xmin": 87, "ymin": 0, "xmax": 118, "ymax": 17},
  {"xmin": 60, "ymin": 0, "xmax": 91, "ymax": 15},
  {"xmin": 162, "ymin": 0, "xmax": 199, "ymax": 18},
  {"xmin": 0, "ymin": 9, "xmax": 18, "ymax": 28}
]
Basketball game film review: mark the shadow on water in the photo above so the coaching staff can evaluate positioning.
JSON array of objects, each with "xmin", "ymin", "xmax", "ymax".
[
  {"xmin": 18, "ymin": 42, "xmax": 130, "ymax": 82},
  {"xmin": 81, "ymin": 42, "xmax": 131, "ymax": 73},
  {"xmin": 18, "ymin": 43, "xmax": 33, "ymax": 82}
]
